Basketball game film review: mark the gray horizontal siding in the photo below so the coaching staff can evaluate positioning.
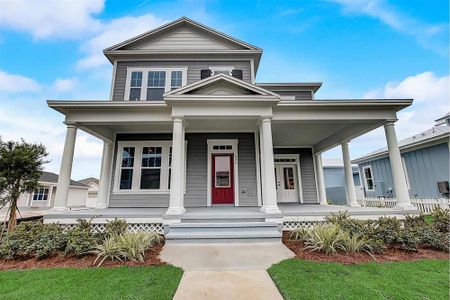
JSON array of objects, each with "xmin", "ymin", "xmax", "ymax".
[
  {"xmin": 113, "ymin": 60, "xmax": 252, "ymax": 101},
  {"xmin": 273, "ymin": 148, "xmax": 318, "ymax": 204},
  {"xmin": 109, "ymin": 133, "xmax": 258, "ymax": 207},
  {"xmin": 359, "ymin": 142, "xmax": 449, "ymax": 198}
]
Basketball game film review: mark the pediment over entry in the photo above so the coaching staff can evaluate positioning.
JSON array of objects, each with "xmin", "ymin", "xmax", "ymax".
[{"xmin": 165, "ymin": 74, "xmax": 280, "ymax": 98}]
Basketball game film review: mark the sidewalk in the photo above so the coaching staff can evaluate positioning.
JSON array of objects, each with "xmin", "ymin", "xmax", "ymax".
[{"xmin": 160, "ymin": 242, "xmax": 294, "ymax": 299}]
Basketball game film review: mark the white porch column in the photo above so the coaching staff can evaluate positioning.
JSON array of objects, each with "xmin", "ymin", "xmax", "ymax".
[
  {"xmin": 384, "ymin": 122, "xmax": 413, "ymax": 209},
  {"xmin": 53, "ymin": 124, "xmax": 77, "ymax": 209},
  {"xmin": 166, "ymin": 116, "xmax": 185, "ymax": 215},
  {"xmin": 314, "ymin": 153, "xmax": 328, "ymax": 205},
  {"xmin": 342, "ymin": 141, "xmax": 360, "ymax": 207},
  {"xmin": 258, "ymin": 125, "xmax": 267, "ymax": 206},
  {"xmin": 96, "ymin": 141, "xmax": 113, "ymax": 209},
  {"xmin": 259, "ymin": 117, "xmax": 281, "ymax": 214}
]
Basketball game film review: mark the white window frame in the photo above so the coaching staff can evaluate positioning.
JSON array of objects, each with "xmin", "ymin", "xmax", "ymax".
[
  {"xmin": 209, "ymin": 66, "xmax": 234, "ymax": 76},
  {"xmin": 114, "ymin": 141, "xmax": 171, "ymax": 194},
  {"xmin": 124, "ymin": 67, "xmax": 188, "ymax": 101},
  {"xmin": 114, "ymin": 141, "xmax": 187, "ymax": 194},
  {"xmin": 32, "ymin": 186, "xmax": 50, "ymax": 201},
  {"xmin": 274, "ymin": 154, "xmax": 304, "ymax": 203},
  {"xmin": 362, "ymin": 165, "xmax": 375, "ymax": 192},
  {"xmin": 207, "ymin": 139, "xmax": 239, "ymax": 206},
  {"xmin": 401, "ymin": 157, "xmax": 411, "ymax": 189}
]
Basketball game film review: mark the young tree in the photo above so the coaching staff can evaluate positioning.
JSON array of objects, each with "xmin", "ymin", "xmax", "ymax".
[{"xmin": 0, "ymin": 138, "xmax": 48, "ymax": 232}]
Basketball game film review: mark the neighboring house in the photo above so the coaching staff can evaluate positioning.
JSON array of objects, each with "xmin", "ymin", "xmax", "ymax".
[
  {"xmin": 323, "ymin": 159, "xmax": 361, "ymax": 205},
  {"xmin": 45, "ymin": 17, "xmax": 416, "ymax": 241},
  {"xmin": 17, "ymin": 171, "xmax": 88, "ymax": 208},
  {"xmin": 78, "ymin": 177, "xmax": 99, "ymax": 208},
  {"xmin": 353, "ymin": 113, "xmax": 450, "ymax": 199}
]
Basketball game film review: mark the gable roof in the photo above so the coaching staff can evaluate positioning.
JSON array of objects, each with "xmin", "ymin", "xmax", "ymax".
[
  {"xmin": 39, "ymin": 171, "xmax": 87, "ymax": 187},
  {"xmin": 104, "ymin": 17, "xmax": 261, "ymax": 52},
  {"xmin": 353, "ymin": 125, "xmax": 450, "ymax": 163},
  {"xmin": 78, "ymin": 177, "xmax": 99, "ymax": 186},
  {"xmin": 164, "ymin": 73, "xmax": 280, "ymax": 99}
]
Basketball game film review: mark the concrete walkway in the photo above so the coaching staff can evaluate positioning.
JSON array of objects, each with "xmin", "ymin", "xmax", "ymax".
[{"xmin": 160, "ymin": 242, "xmax": 294, "ymax": 299}]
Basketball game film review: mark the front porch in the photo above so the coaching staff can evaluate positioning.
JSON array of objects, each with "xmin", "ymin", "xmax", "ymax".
[{"xmin": 44, "ymin": 204, "xmax": 418, "ymax": 231}]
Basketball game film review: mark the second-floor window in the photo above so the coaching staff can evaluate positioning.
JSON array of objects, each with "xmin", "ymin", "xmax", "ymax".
[{"xmin": 125, "ymin": 68, "xmax": 187, "ymax": 101}]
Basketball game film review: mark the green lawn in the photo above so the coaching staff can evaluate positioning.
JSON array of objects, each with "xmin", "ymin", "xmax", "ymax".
[
  {"xmin": 0, "ymin": 265, "xmax": 183, "ymax": 300},
  {"xmin": 268, "ymin": 259, "xmax": 449, "ymax": 300}
]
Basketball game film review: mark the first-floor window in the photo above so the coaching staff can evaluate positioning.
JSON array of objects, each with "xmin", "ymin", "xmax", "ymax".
[
  {"xmin": 141, "ymin": 146, "xmax": 162, "ymax": 189},
  {"xmin": 120, "ymin": 147, "xmax": 135, "ymax": 189},
  {"xmin": 116, "ymin": 142, "xmax": 187, "ymax": 192},
  {"xmin": 33, "ymin": 187, "xmax": 49, "ymax": 201},
  {"xmin": 363, "ymin": 166, "xmax": 374, "ymax": 191}
]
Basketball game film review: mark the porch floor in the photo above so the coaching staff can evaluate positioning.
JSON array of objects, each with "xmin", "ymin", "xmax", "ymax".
[{"xmin": 43, "ymin": 204, "xmax": 418, "ymax": 222}]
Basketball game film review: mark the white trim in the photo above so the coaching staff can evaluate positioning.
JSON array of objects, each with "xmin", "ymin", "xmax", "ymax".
[
  {"xmin": 250, "ymin": 59, "xmax": 255, "ymax": 84},
  {"xmin": 109, "ymin": 60, "xmax": 117, "ymax": 100},
  {"xmin": 124, "ymin": 67, "xmax": 188, "ymax": 101},
  {"xmin": 209, "ymin": 66, "xmax": 234, "ymax": 76},
  {"xmin": 207, "ymin": 139, "xmax": 239, "ymax": 206},
  {"xmin": 362, "ymin": 165, "xmax": 375, "ymax": 192},
  {"xmin": 254, "ymin": 131, "xmax": 262, "ymax": 206},
  {"xmin": 274, "ymin": 154, "xmax": 304, "ymax": 203}
]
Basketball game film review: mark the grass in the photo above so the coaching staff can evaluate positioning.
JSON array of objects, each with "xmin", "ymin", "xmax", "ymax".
[
  {"xmin": 424, "ymin": 214, "xmax": 434, "ymax": 224},
  {"xmin": 0, "ymin": 265, "xmax": 183, "ymax": 300},
  {"xmin": 268, "ymin": 259, "xmax": 449, "ymax": 300}
]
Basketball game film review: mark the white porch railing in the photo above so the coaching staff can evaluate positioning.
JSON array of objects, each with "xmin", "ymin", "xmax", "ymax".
[{"xmin": 358, "ymin": 197, "xmax": 450, "ymax": 213}]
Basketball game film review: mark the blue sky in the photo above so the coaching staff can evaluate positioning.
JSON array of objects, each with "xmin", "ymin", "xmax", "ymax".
[{"xmin": 0, "ymin": 0, "xmax": 448, "ymax": 179}]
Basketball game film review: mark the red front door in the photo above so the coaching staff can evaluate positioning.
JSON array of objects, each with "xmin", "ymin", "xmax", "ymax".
[{"xmin": 212, "ymin": 154, "xmax": 234, "ymax": 204}]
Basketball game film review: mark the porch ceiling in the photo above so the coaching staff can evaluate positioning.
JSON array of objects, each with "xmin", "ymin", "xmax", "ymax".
[{"xmin": 272, "ymin": 119, "xmax": 384, "ymax": 152}]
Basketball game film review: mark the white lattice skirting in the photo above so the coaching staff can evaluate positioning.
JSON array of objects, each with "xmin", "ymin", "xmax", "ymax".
[
  {"xmin": 62, "ymin": 223, "xmax": 164, "ymax": 234},
  {"xmin": 282, "ymin": 220, "xmax": 326, "ymax": 230}
]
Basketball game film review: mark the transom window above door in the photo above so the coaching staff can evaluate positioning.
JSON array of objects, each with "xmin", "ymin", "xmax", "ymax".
[{"xmin": 125, "ymin": 68, "xmax": 187, "ymax": 101}]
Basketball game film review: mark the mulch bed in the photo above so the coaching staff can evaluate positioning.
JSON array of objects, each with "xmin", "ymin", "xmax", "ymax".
[
  {"xmin": 0, "ymin": 244, "xmax": 164, "ymax": 270},
  {"xmin": 282, "ymin": 232, "xmax": 448, "ymax": 264}
]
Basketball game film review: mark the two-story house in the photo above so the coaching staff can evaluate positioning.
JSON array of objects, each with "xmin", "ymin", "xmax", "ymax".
[{"xmin": 45, "ymin": 17, "xmax": 417, "ymax": 242}]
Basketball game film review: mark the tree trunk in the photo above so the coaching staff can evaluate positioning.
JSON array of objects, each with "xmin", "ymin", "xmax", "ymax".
[{"xmin": 7, "ymin": 197, "xmax": 18, "ymax": 232}]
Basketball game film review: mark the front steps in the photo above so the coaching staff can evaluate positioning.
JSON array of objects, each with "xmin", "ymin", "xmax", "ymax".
[{"xmin": 165, "ymin": 212, "xmax": 282, "ymax": 243}]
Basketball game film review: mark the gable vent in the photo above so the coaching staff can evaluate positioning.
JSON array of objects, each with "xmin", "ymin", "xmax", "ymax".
[
  {"xmin": 200, "ymin": 69, "xmax": 212, "ymax": 79},
  {"xmin": 231, "ymin": 69, "xmax": 243, "ymax": 80}
]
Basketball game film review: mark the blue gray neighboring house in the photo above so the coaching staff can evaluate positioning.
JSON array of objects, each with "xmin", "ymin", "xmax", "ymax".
[
  {"xmin": 353, "ymin": 113, "xmax": 450, "ymax": 199},
  {"xmin": 323, "ymin": 158, "xmax": 361, "ymax": 205}
]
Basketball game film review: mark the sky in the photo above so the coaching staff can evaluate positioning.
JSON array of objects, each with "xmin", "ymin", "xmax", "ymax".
[{"xmin": 0, "ymin": 0, "xmax": 448, "ymax": 180}]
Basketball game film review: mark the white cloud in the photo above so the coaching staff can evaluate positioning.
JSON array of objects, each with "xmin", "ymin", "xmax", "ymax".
[
  {"xmin": 0, "ymin": 0, "xmax": 104, "ymax": 39},
  {"xmin": 0, "ymin": 70, "xmax": 42, "ymax": 92},
  {"xmin": 329, "ymin": 0, "xmax": 448, "ymax": 54},
  {"xmin": 52, "ymin": 78, "xmax": 78, "ymax": 92},
  {"xmin": 77, "ymin": 14, "xmax": 167, "ymax": 70},
  {"xmin": 335, "ymin": 71, "xmax": 450, "ymax": 160},
  {"xmin": 0, "ymin": 100, "xmax": 102, "ymax": 179}
]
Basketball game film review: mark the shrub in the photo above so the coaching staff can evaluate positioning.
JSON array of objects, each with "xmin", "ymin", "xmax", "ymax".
[
  {"xmin": 302, "ymin": 224, "xmax": 345, "ymax": 254},
  {"xmin": 366, "ymin": 238, "xmax": 386, "ymax": 254},
  {"xmin": 397, "ymin": 228, "xmax": 420, "ymax": 252},
  {"xmin": 339, "ymin": 231, "xmax": 373, "ymax": 255},
  {"xmin": 0, "ymin": 221, "xmax": 67, "ymax": 259},
  {"xmin": 105, "ymin": 218, "xmax": 127, "ymax": 237},
  {"xmin": 92, "ymin": 236, "xmax": 124, "ymax": 267},
  {"xmin": 417, "ymin": 226, "xmax": 449, "ymax": 252},
  {"xmin": 431, "ymin": 207, "xmax": 449, "ymax": 233},
  {"xmin": 289, "ymin": 227, "xmax": 309, "ymax": 241},
  {"xmin": 91, "ymin": 232, "xmax": 163, "ymax": 267},
  {"xmin": 404, "ymin": 214, "xmax": 426, "ymax": 229},
  {"xmin": 117, "ymin": 232, "xmax": 163, "ymax": 262},
  {"xmin": 371, "ymin": 217, "xmax": 402, "ymax": 245},
  {"xmin": 64, "ymin": 219, "xmax": 101, "ymax": 256}
]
